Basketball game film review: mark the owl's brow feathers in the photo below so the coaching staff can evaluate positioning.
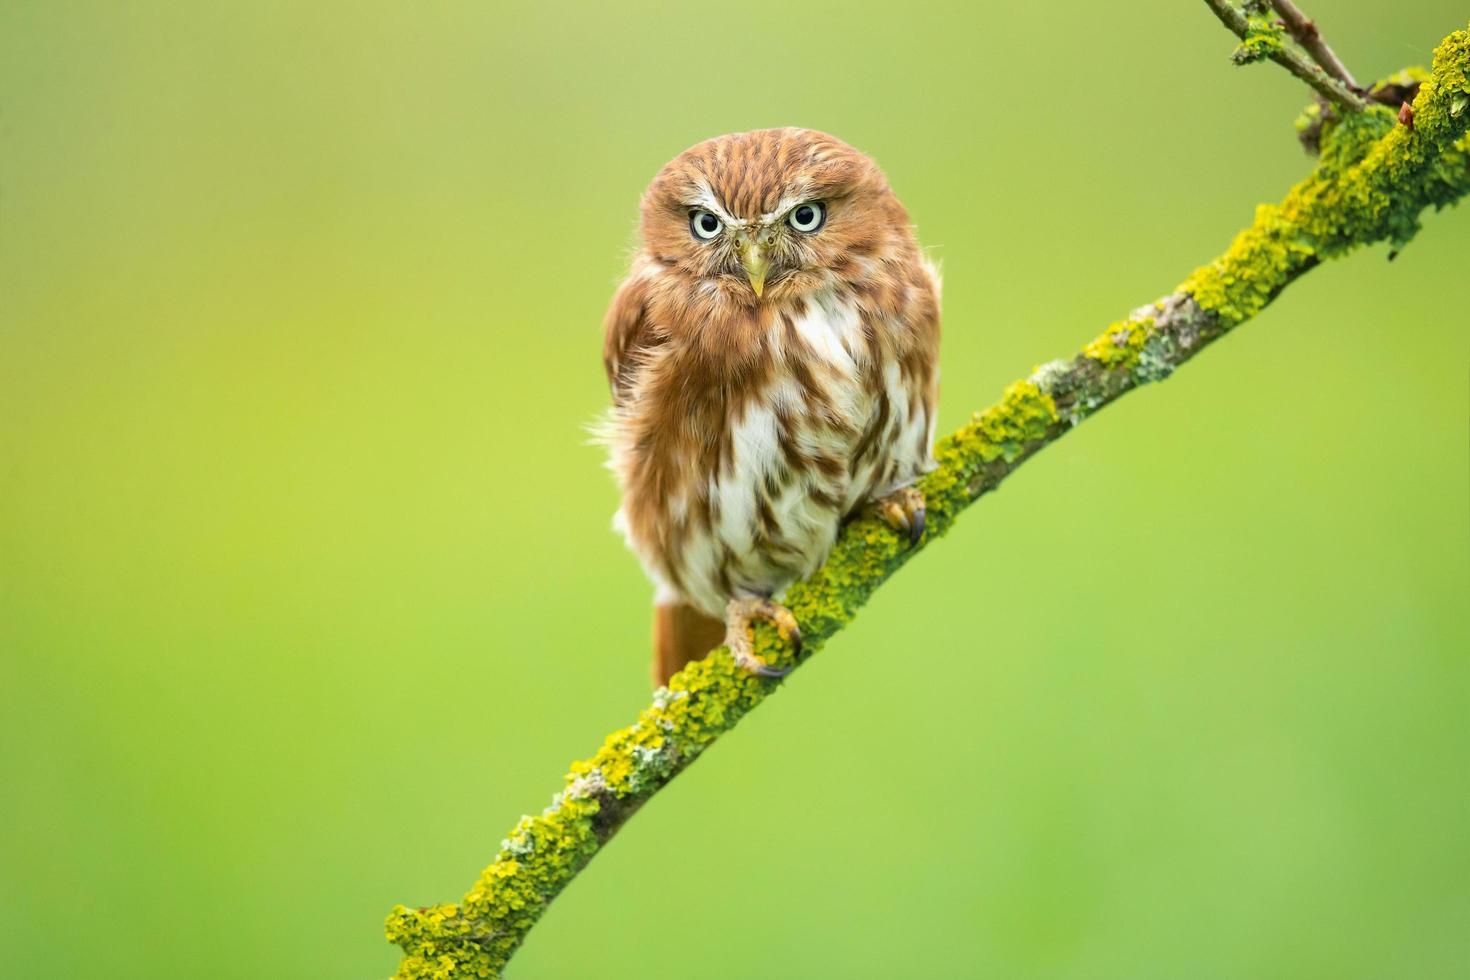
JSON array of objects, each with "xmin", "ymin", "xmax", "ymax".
[{"xmin": 647, "ymin": 128, "xmax": 885, "ymax": 221}]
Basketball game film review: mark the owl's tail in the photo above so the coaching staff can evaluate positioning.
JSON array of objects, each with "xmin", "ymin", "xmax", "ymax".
[{"xmin": 652, "ymin": 602, "xmax": 725, "ymax": 688}]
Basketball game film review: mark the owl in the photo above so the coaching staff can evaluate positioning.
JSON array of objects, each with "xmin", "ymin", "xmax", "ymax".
[{"xmin": 602, "ymin": 127, "xmax": 940, "ymax": 686}]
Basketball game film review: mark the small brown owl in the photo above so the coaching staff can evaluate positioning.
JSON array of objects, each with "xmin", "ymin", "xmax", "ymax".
[{"xmin": 602, "ymin": 127, "xmax": 940, "ymax": 686}]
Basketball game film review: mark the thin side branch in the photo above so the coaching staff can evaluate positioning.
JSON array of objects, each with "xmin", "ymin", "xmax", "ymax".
[
  {"xmin": 1204, "ymin": 0, "xmax": 1369, "ymax": 111},
  {"xmin": 1270, "ymin": 0, "xmax": 1360, "ymax": 89},
  {"xmin": 386, "ymin": 23, "xmax": 1470, "ymax": 980}
]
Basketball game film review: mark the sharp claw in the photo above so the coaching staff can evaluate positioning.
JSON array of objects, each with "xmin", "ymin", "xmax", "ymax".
[
  {"xmin": 876, "ymin": 488, "xmax": 926, "ymax": 545},
  {"xmin": 909, "ymin": 507, "xmax": 926, "ymax": 545},
  {"xmin": 726, "ymin": 596, "xmax": 802, "ymax": 680}
]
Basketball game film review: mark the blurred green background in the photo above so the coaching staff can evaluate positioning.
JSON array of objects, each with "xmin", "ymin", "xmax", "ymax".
[{"xmin": 3, "ymin": 1, "xmax": 1467, "ymax": 977}]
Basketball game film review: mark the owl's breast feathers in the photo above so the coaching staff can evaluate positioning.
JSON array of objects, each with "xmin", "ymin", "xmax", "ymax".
[{"xmin": 605, "ymin": 255, "xmax": 939, "ymax": 618}]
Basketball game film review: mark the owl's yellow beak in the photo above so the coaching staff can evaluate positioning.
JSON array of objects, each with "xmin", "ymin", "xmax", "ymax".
[{"xmin": 739, "ymin": 241, "xmax": 770, "ymax": 297}]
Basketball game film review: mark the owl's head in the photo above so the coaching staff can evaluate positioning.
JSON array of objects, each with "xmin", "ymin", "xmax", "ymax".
[{"xmin": 638, "ymin": 128, "xmax": 912, "ymax": 304}]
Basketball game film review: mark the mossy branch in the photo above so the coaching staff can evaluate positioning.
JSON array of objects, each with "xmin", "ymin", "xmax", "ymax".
[
  {"xmin": 385, "ymin": 22, "xmax": 1470, "ymax": 980},
  {"xmin": 1205, "ymin": 0, "xmax": 1368, "ymax": 110}
]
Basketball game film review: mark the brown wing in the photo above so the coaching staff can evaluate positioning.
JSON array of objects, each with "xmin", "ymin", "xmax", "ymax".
[{"xmin": 602, "ymin": 273, "xmax": 661, "ymax": 406}]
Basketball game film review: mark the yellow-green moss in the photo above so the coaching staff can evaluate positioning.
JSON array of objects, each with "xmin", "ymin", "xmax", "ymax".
[
  {"xmin": 1295, "ymin": 100, "xmax": 1326, "ymax": 139},
  {"xmin": 1183, "ymin": 25, "xmax": 1470, "ymax": 325},
  {"xmin": 1229, "ymin": 0, "xmax": 1286, "ymax": 66},
  {"xmin": 1233, "ymin": 26, "xmax": 1283, "ymax": 65},
  {"xmin": 1083, "ymin": 317, "xmax": 1155, "ymax": 370},
  {"xmin": 922, "ymin": 381, "xmax": 1059, "ymax": 515}
]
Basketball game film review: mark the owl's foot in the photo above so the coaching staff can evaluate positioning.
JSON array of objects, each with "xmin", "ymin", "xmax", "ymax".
[
  {"xmin": 724, "ymin": 596, "xmax": 801, "ymax": 678},
  {"xmin": 874, "ymin": 486, "xmax": 926, "ymax": 545}
]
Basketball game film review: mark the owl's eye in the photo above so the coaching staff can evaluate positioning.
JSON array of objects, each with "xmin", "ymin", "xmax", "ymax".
[
  {"xmin": 788, "ymin": 202, "xmax": 826, "ymax": 233},
  {"xmin": 689, "ymin": 210, "xmax": 723, "ymax": 241}
]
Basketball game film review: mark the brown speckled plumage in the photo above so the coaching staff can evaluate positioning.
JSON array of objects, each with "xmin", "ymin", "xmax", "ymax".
[{"xmin": 602, "ymin": 128, "xmax": 940, "ymax": 683}]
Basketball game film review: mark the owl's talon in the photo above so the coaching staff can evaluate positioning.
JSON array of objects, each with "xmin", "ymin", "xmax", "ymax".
[
  {"xmin": 731, "ymin": 647, "xmax": 793, "ymax": 678},
  {"xmin": 725, "ymin": 596, "xmax": 801, "ymax": 678},
  {"xmin": 874, "ymin": 486, "xmax": 927, "ymax": 547},
  {"xmin": 908, "ymin": 506, "xmax": 926, "ymax": 545}
]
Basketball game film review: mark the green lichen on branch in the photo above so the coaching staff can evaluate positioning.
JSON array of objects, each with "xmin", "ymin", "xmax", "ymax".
[
  {"xmin": 1231, "ymin": 1, "xmax": 1285, "ymax": 65},
  {"xmin": 386, "ymin": 24, "xmax": 1470, "ymax": 980},
  {"xmin": 1205, "ymin": 0, "xmax": 1368, "ymax": 110},
  {"xmin": 1182, "ymin": 25, "xmax": 1470, "ymax": 325},
  {"xmin": 1082, "ymin": 316, "xmax": 1156, "ymax": 370}
]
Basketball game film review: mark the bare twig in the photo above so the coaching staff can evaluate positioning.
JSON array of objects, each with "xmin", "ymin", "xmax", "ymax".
[
  {"xmin": 1204, "ymin": 0, "xmax": 1369, "ymax": 111},
  {"xmin": 1270, "ymin": 0, "xmax": 1361, "ymax": 89}
]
